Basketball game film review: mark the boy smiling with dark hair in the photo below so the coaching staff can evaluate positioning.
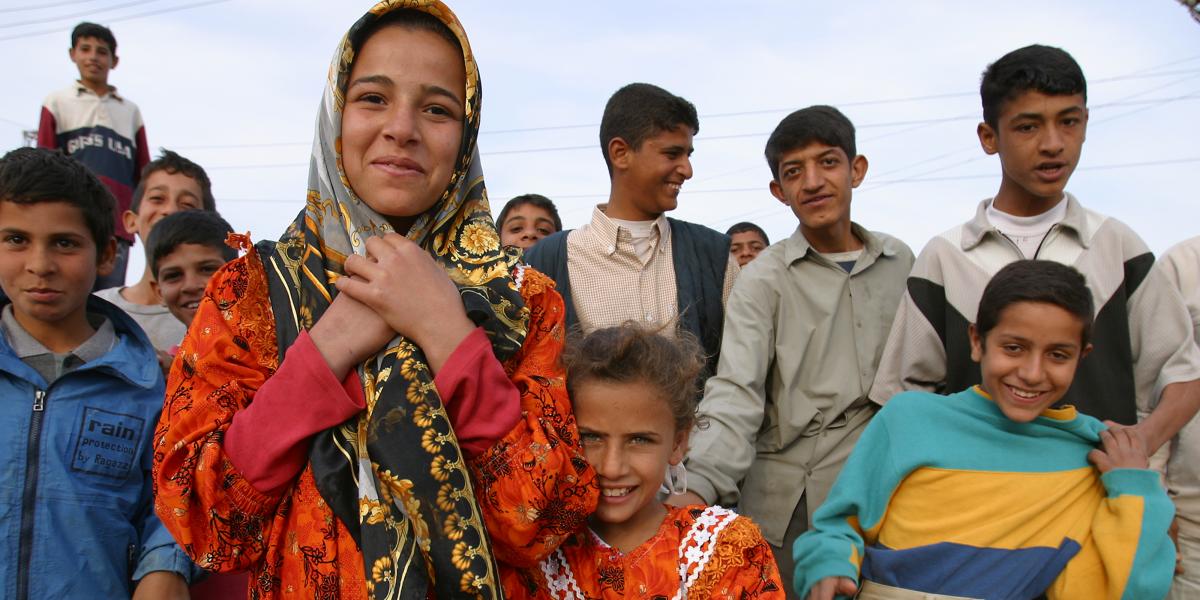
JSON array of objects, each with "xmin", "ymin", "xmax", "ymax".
[
  {"xmin": 527, "ymin": 82, "xmax": 738, "ymax": 375},
  {"xmin": 796, "ymin": 260, "xmax": 1176, "ymax": 600},
  {"xmin": 873, "ymin": 44, "xmax": 1200, "ymax": 464},
  {"xmin": 674, "ymin": 105, "xmax": 912, "ymax": 594},
  {"xmin": 38, "ymin": 22, "xmax": 150, "ymax": 290},
  {"xmin": 0, "ymin": 147, "xmax": 196, "ymax": 598}
]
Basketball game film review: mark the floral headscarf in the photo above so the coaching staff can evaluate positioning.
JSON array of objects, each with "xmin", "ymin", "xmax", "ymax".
[{"xmin": 258, "ymin": 1, "xmax": 526, "ymax": 598}]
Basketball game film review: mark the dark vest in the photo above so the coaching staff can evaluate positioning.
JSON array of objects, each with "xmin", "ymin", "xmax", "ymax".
[{"xmin": 525, "ymin": 218, "xmax": 730, "ymax": 377}]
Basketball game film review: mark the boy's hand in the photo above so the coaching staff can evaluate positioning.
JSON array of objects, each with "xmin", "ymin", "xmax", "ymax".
[
  {"xmin": 309, "ymin": 280, "xmax": 396, "ymax": 379},
  {"xmin": 132, "ymin": 571, "xmax": 189, "ymax": 600},
  {"xmin": 1088, "ymin": 427, "xmax": 1150, "ymax": 473},
  {"xmin": 336, "ymin": 234, "xmax": 475, "ymax": 373},
  {"xmin": 806, "ymin": 577, "xmax": 857, "ymax": 600}
]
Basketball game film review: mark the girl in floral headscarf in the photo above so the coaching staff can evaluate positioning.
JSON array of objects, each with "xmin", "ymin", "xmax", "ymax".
[{"xmin": 152, "ymin": 2, "xmax": 596, "ymax": 598}]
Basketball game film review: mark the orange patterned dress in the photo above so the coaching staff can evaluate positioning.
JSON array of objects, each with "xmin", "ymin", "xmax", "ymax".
[
  {"xmin": 503, "ymin": 505, "xmax": 785, "ymax": 599},
  {"xmin": 152, "ymin": 248, "xmax": 596, "ymax": 599}
]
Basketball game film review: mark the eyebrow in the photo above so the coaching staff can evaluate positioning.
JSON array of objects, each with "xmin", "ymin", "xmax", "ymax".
[
  {"xmin": 148, "ymin": 185, "xmax": 199, "ymax": 199},
  {"xmin": 347, "ymin": 74, "xmax": 464, "ymax": 108}
]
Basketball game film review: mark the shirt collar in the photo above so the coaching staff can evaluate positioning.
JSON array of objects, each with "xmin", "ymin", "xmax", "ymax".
[
  {"xmin": 783, "ymin": 222, "xmax": 896, "ymax": 265},
  {"xmin": 962, "ymin": 193, "xmax": 1090, "ymax": 250},
  {"xmin": 74, "ymin": 80, "xmax": 121, "ymax": 101},
  {"xmin": 1, "ymin": 304, "xmax": 115, "ymax": 362},
  {"xmin": 587, "ymin": 204, "xmax": 671, "ymax": 256}
]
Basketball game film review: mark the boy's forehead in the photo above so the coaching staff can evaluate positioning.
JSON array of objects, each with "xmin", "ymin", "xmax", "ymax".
[
  {"xmin": 998, "ymin": 90, "xmax": 1086, "ymax": 120},
  {"xmin": 0, "ymin": 200, "xmax": 95, "ymax": 237},
  {"xmin": 145, "ymin": 169, "xmax": 203, "ymax": 193},
  {"xmin": 74, "ymin": 35, "xmax": 112, "ymax": 51},
  {"xmin": 779, "ymin": 141, "xmax": 848, "ymax": 163},
  {"xmin": 160, "ymin": 242, "xmax": 228, "ymax": 266},
  {"xmin": 995, "ymin": 300, "xmax": 1086, "ymax": 343}
]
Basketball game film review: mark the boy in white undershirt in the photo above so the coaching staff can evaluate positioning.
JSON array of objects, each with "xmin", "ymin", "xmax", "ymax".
[
  {"xmin": 526, "ymin": 83, "xmax": 738, "ymax": 377},
  {"xmin": 872, "ymin": 44, "xmax": 1200, "ymax": 497}
]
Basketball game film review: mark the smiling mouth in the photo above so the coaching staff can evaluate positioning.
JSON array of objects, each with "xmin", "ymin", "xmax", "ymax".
[
  {"xmin": 1006, "ymin": 384, "xmax": 1049, "ymax": 404},
  {"xmin": 601, "ymin": 487, "xmax": 634, "ymax": 498},
  {"xmin": 1035, "ymin": 163, "xmax": 1067, "ymax": 178},
  {"xmin": 802, "ymin": 194, "xmax": 832, "ymax": 205}
]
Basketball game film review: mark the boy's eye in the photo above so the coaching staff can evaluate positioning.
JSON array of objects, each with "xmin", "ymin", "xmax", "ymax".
[
  {"xmin": 536, "ymin": 227, "xmax": 553, "ymax": 236},
  {"xmin": 783, "ymin": 167, "xmax": 801, "ymax": 178},
  {"xmin": 2, "ymin": 233, "xmax": 27, "ymax": 246},
  {"xmin": 1015, "ymin": 123, "xmax": 1037, "ymax": 133},
  {"xmin": 579, "ymin": 431, "xmax": 600, "ymax": 444},
  {"xmin": 53, "ymin": 238, "xmax": 81, "ymax": 250},
  {"xmin": 821, "ymin": 157, "xmax": 839, "ymax": 167},
  {"xmin": 1001, "ymin": 343, "xmax": 1023, "ymax": 354}
]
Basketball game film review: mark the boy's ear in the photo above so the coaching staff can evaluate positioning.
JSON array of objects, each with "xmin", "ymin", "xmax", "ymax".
[
  {"xmin": 96, "ymin": 237, "xmax": 117, "ymax": 278},
  {"xmin": 608, "ymin": 137, "xmax": 632, "ymax": 172},
  {"xmin": 110, "ymin": 54, "xmax": 118, "ymax": 69},
  {"xmin": 850, "ymin": 154, "xmax": 869, "ymax": 188},
  {"xmin": 968, "ymin": 323, "xmax": 984, "ymax": 363},
  {"xmin": 149, "ymin": 278, "xmax": 161, "ymax": 303},
  {"xmin": 977, "ymin": 122, "xmax": 999, "ymax": 155},
  {"xmin": 1081, "ymin": 342, "xmax": 1093, "ymax": 360},
  {"xmin": 121, "ymin": 209, "xmax": 139, "ymax": 237},
  {"xmin": 769, "ymin": 179, "xmax": 787, "ymax": 204}
]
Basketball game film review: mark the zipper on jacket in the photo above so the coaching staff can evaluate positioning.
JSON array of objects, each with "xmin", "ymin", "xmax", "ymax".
[{"xmin": 16, "ymin": 389, "xmax": 47, "ymax": 600}]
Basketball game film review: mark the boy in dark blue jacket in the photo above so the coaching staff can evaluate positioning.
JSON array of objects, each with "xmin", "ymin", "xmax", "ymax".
[{"xmin": 0, "ymin": 147, "xmax": 196, "ymax": 598}]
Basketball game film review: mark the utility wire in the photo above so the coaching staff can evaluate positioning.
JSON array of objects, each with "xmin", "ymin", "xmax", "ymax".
[
  {"xmin": 0, "ymin": 0, "xmax": 106, "ymax": 14},
  {"xmin": 0, "ymin": 0, "xmax": 230, "ymax": 42},
  {"xmin": 1, "ymin": 0, "xmax": 162, "ymax": 29},
  {"xmin": 168, "ymin": 65, "xmax": 1200, "ymax": 151}
]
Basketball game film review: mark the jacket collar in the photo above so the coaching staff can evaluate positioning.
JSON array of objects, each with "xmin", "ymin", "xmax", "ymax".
[
  {"xmin": 0, "ymin": 295, "xmax": 161, "ymax": 389},
  {"xmin": 961, "ymin": 193, "xmax": 1091, "ymax": 251},
  {"xmin": 74, "ymin": 80, "xmax": 122, "ymax": 101}
]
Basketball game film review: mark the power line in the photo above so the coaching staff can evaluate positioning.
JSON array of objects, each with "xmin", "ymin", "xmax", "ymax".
[
  {"xmin": 1, "ymin": 0, "xmax": 162, "ymax": 29},
  {"xmin": 168, "ymin": 64, "xmax": 1200, "ymax": 151},
  {"xmin": 0, "ymin": 0, "xmax": 107, "ymax": 14},
  {"xmin": 0, "ymin": 0, "xmax": 230, "ymax": 42}
]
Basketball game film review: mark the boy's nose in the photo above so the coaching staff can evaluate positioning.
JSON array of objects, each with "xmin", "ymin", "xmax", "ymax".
[
  {"xmin": 1017, "ymin": 355, "xmax": 1046, "ymax": 383},
  {"xmin": 1039, "ymin": 126, "xmax": 1066, "ymax": 154},
  {"xmin": 677, "ymin": 157, "xmax": 693, "ymax": 180},
  {"xmin": 25, "ymin": 247, "xmax": 56, "ymax": 275}
]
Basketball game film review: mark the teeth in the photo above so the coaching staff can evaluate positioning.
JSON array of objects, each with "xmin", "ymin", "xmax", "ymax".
[
  {"xmin": 1010, "ymin": 387, "xmax": 1040, "ymax": 399},
  {"xmin": 601, "ymin": 487, "xmax": 632, "ymax": 497},
  {"xmin": 668, "ymin": 184, "xmax": 680, "ymax": 190}
]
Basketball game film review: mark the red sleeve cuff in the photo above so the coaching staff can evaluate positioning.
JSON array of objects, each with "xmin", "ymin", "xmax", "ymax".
[
  {"xmin": 226, "ymin": 330, "xmax": 364, "ymax": 493},
  {"xmin": 434, "ymin": 327, "xmax": 521, "ymax": 458}
]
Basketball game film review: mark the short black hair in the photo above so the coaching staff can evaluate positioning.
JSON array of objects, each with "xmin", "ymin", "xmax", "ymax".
[
  {"xmin": 976, "ymin": 260, "xmax": 1093, "ymax": 346},
  {"xmin": 495, "ymin": 194, "xmax": 562, "ymax": 232},
  {"xmin": 71, "ymin": 22, "xmax": 117, "ymax": 54},
  {"xmin": 764, "ymin": 105, "xmax": 857, "ymax": 181},
  {"xmin": 146, "ymin": 210, "xmax": 236, "ymax": 277},
  {"xmin": 599, "ymin": 83, "xmax": 699, "ymax": 174},
  {"xmin": 980, "ymin": 44, "xmax": 1087, "ymax": 130},
  {"xmin": 0, "ymin": 147, "xmax": 114, "ymax": 252},
  {"xmin": 726, "ymin": 222, "xmax": 769, "ymax": 246},
  {"xmin": 131, "ymin": 149, "xmax": 216, "ymax": 214}
]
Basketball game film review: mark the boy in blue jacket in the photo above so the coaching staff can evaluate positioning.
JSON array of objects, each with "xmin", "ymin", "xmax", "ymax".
[
  {"xmin": 794, "ymin": 260, "xmax": 1175, "ymax": 600},
  {"xmin": 0, "ymin": 147, "xmax": 196, "ymax": 599}
]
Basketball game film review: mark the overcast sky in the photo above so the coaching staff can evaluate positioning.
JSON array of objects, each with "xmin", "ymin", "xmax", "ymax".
[{"xmin": 1, "ymin": 0, "xmax": 1197, "ymax": 285}]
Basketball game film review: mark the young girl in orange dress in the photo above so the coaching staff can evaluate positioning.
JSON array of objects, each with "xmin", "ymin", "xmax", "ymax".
[
  {"xmin": 503, "ymin": 324, "xmax": 785, "ymax": 599},
  {"xmin": 151, "ymin": 2, "xmax": 596, "ymax": 598}
]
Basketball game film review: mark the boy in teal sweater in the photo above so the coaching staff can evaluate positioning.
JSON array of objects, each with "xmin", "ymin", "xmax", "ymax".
[{"xmin": 794, "ymin": 260, "xmax": 1175, "ymax": 600}]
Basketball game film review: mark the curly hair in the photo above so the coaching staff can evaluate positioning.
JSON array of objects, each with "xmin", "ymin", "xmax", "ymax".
[{"xmin": 562, "ymin": 323, "xmax": 706, "ymax": 433}]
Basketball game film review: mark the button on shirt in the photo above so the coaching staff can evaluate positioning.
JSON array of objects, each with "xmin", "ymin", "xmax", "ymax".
[{"xmin": 566, "ymin": 205, "xmax": 738, "ymax": 334}]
